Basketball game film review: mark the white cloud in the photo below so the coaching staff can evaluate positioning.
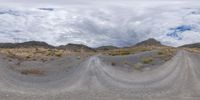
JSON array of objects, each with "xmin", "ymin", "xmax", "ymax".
[{"xmin": 0, "ymin": 1, "xmax": 200, "ymax": 47}]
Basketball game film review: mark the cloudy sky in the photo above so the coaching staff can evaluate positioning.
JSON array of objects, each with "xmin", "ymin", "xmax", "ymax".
[{"xmin": 0, "ymin": 0, "xmax": 200, "ymax": 47}]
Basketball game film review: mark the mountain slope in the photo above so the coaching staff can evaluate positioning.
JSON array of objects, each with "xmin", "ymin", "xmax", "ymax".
[
  {"xmin": 135, "ymin": 38, "xmax": 163, "ymax": 46},
  {"xmin": 58, "ymin": 43, "xmax": 96, "ymax": 52},
  {"xmin": 0, "ymin": 41, "xmax": 96, "ymax": 52},
  {"xmin": 180, "ymin": 43, "xmax": 200, "ymax": 48},
  {"xmin": 0, "ymin": 41, "xmax": 54, "ymax": 48}
]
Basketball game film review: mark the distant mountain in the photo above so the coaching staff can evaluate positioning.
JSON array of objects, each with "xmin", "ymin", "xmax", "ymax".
[
  {"xmin": 180, "ymin": 43, "xmax": 200, "ymax": 48},
  {"xmin": 95, "ymin": 46, "xmax": 119, "ymax": 51},
  {"xmin": 135, "ymin": 38, "xmax": 163, "ymax": 46},
  {"xmin": 0, "ymin": 41, "xmax": 96, "ymax": 52},
  {"xmin": 58, "ymin": 43, "xmax": 96, "ymax": 52},
  {"xmin": 0, "ymin": 41, "xmax": 97, "ymax": 52},
  {"xmin": 0, "ymin": 41, "xmax": 54, "ymax": 48},
  {"xmin": 0, "ymin": 39, "xmax": 164, "ymax": 52}
]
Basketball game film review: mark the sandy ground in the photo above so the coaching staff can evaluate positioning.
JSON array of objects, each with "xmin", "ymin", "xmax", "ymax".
[{"xmin": 0, "ymin": 50, "xmax": 199, "ymax": 100}]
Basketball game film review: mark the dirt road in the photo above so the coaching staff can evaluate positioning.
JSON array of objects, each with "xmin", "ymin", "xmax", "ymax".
[{"xmin": 0, "ymin": 50, "xmax": 199, "ymax": 100}]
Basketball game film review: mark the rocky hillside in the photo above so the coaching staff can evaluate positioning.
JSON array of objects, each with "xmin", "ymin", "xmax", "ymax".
[
  {"xmin": 0, "ymin": 41, "xmax": 54, "ymax": 48},
  {"xmin": 135, "ymin": 38, "xmax": 163, "ymax": 46},
  {"xmin": 0, "ymin": 38, "xmax": 165, "ymax": 52},
  {"xmin": 58, "ymin": 43, "xmax": 96, "ymax": 52},
  {"xmin": 180, "ymin": 43, "xmax": 200, "ymax": 48}
]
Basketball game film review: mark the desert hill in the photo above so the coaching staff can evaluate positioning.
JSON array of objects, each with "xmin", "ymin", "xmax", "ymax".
[
  {"xmin": 135, "ymin": 38, "xmax": 163, "ymax": 47},
  {"xmin": 58, "ymin": 43, "xmax": 96, "ymax": 52},
  {"xmin": 180, "ymin": 43, "xmax": 200, "ymax": 48},
  {"xmin": 0, "ymin": 41, "xmax": 54, "ymax": 48}
]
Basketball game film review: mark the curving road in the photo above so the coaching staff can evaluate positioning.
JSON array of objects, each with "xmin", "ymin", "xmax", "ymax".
[{"xmin": 0, "ymin": 50, "xmax": 199, "ymax": 100}]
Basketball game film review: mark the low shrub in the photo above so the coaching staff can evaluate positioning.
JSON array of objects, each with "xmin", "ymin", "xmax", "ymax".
[
  {"xmin": 26, "ymin": 55, "xmax": 31, "ymax": 59},
  {"xmin": 55, "ymin": 52, "xmax": 62, "ymax": 57},
  {"xmin": 111, "ymin": 62, "xmax": 116, "ymax": 66},
  {"xmin": 133, "ymin": 63, "xmax": 143, "ymax": 70},
  {"xmin": 158, "ymin": 51, "xmax": 163, "ymax": 55},
  {"xmin": 141, "ymin": 57, "xmax": 154, "ymax": 64}
]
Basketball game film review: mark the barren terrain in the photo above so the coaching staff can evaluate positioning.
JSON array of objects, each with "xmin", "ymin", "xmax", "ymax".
[{"xmin": 1, "ymin": 47, "xmax": 200, "ymax": 100}]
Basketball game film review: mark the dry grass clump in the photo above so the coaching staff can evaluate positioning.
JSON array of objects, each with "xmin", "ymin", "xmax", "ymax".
[
  {"xmin": 0, "ymin": 48, "xmax": 75, "ymax": 60},
  {"xmin": 109, "ymin": 50, "xmax": 131, "ymax": 56},
  {"xmin": 123, "ymin": 61, "xmax": 129, "ymax": 65},
  {"xmin": 158, "ymin": 51, "xmax": 164, "ymax": 55},
  {"xmin": 0, "ymin": 47, "xmax": 96, "ymax": 61},
  {"xmin": 133, "ymin": 63, "xmax": 143, "ymax": 71},
  {"xmin": 123, "ymin": 61, "xmax": 144, "ymax": 71},
  {"xmin": 141, "ymin": 57, "xmax": 154, "ymax": 64},
  {"xmin": 55, "ymin": 52, "xmax": 62, "ymax": 57},
  {"xmin": 106, "ymin": 46, "xmax": 152, "ymax": 56},
  {"xmin": 186, "ymin": 48, "xmax": 200, "ymax": 54},
  {"xmin": 20, "ymin": 69, "xmax": 44, "ymax": 76},
  {"xmin": 26, "ymin": 55, "xmax": 31, "ymax": 59},
  {"xmin": 111, "ymin": 62, "xmax": 116, "ymax": 66},
  {"xmin": 155, "ymin": 47, "xmax": 177, "ymax": 61}
]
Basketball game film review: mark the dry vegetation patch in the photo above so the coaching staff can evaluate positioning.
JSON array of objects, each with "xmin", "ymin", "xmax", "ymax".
[
  {"xmin": 111, "ymin": 62, "xmax": 116, "ymax": 66},
  {"xmin": 102, "ymin": 46, "xmax": 177, "ymax": 58},
  {"xmin": 186, "ymin": 48, "xmax": 200, "ymax": 54},
  {"xmin": 124, "ymin": 61, "xmax": 144, "ymax": 71},
  {"xmin": 133, "ymin": 63, "xmax": 144, "ymax": 71},
  {"xmin": 0, "ymin": 47, "xmax": 94, "ymax": 60},
  {"xmin": 141, "ymin": 57, "xmax": 154, "ymax": 64},
  {"xmin": 155, "ymin": 47, "xmax": 177, "ymax": 61},
  {"xmin": 104, "ymin": 46, "xmax": 153, "ymax": 56},
  {"xmin": 20, "ymin": 68, "xmax": 44, "ymax": 76}
]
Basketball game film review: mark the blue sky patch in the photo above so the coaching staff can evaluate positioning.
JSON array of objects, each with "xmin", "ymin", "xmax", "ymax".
[{"xmin": 167, "ymin": 25, "xmax": 193, "ymax": 40}]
